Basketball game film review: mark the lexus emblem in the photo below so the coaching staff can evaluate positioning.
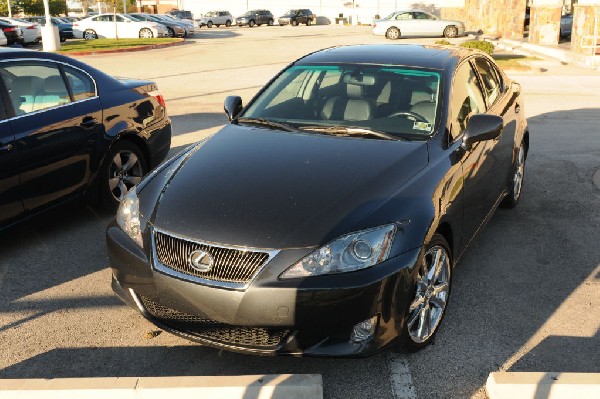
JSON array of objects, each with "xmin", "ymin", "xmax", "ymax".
[{"xmin": 188, "ymin": 250, "xmax": 214, "ymax": 273}]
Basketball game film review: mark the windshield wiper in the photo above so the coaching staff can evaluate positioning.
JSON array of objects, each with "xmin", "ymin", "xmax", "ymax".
[
  {"xmin": 236, "ymin": 117, "xmax": 298, "ymax": 132},
  {"xmin": 299, "ymin": 125, "xmax": 399, "ymax": 141}
]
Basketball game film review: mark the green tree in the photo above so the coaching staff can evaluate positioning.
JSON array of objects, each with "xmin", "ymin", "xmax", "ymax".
[{"xmin": 20, "ymin": 0, "xmax": 67, "ymax": 16}]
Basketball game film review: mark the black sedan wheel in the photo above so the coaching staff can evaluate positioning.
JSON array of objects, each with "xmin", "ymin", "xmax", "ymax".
[
  {"xmin": 167, "ymin": 27, "xmax": 175, "ymax": 37},
  {"xmin": 402, "ymin": 234, "xmax": 451, "ymax": 350},
  {"xmin": 501, "ymin": 143, "xmax": 526, "ymax": 208},
  {"xmin": 443, "ymin": 26, "xmax": 459, "ymax": 38},
  {"xmin": 84, "ymin": 29, "xmax": 97, "ymax": 40},
  {"xmin": 102, "ymin": 141, "xmax": 147, "ymax": 208},
  {"xmin": 268, "ymin": 19, "xmax": 274, "ymax": 26}
]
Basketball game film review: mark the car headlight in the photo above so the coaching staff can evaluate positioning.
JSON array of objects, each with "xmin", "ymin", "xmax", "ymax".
[
  {"xmin": 116, "ymin": 189, "xmax": 143, "ymax": 247},
  {"xmin": 280, "ymin": 224, "xmax": 396, "ymax": 279}
]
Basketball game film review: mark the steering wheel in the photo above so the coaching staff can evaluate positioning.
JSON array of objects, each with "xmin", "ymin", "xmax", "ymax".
[{"xmin": 389, "ymin": 111, "xmax": 429, "ymax": 123}]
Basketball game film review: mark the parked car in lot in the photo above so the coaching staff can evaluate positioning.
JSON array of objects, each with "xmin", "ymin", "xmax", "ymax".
[
  {"xmin": 22, "ymin": 16, "xmax": 73, "ymax": 42},
  {"xmin": 373, "ymin": 10, "xmax": 465, "ymax": 39},
  {"xmin": 130, "ymin": 13, "xmax": 185, "ymax": 37},
  {"xmin": 0, "ymin": 29, "xmax": 7, "ymax": 46},
  {"xmin": 166, "ymin": 9, "xmax": 193, "ymax": 21},
  {"xmin": 236, "ymin": 9, "xmax": 274, "ymax": 27},
  {"xmin": 560, "ymin": 13, "xmax": 573, "ymax": 38},
  {"xmin": 108, "ymin": 44, "xmax": 528, "ymax": 357},
  {"xmin": 197, "ymin": 11, "xmax": 233, "ymax": 28},
  {"xmin": 157, "ymin": 14, "xmax": 195, "ymax": 36},
  {"xmin": 0, "ymin": 48, "xmax": 172, "ymax": 228},
  {"xmin": 278, "ymin": 9, "xmax": 316, "ymax": 26},
  {"xmin": 0, "ymin": 21, "xmax": 25, "ymax": 46},
  {"xmin": 0, "ymin": 17, "xmax": 41, "ymax": 45},
  {"xmin": 73, "ymin": 13, "xmax": 168, "ymax": 39}
]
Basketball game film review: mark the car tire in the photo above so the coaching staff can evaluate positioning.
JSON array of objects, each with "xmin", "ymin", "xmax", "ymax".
[
  {"xmin": 207, "ymin": 21, "xmax": 213, "ymax": 28},
  {"xmin": 292, "ymin": 19, "xmax": 299, "ymax": 26},
  {"xmin": 167, "ymin": 27, "xmax": 175, "ymax": 37},
  {"xmin": 216, "ymin": 24, "xmax": 220, "ymax": 27},
  {"xmin": 307, "ymin": 19, "xmax": 312, "ymax": 26},
  {"xmin": 399, "ymin": 233, "xmax": 452, "ymax": 351},
  {"xmin": 100, "ymin": 140, "xmax": 147, "ymax": 210},
  {"xmin": 443, "ymin": 26, "xmax": 459, "ymax": 38},
  {"xmin": 225, "ymin": 20, "xmax": 231, "ymax": 27},
  {"xmin": 268, "ymin": 19, "xmax": 274, "ymax": 26},
  {"xmin": 386, "ymin": 27, "xmax": 400, "ymax": 40},
  {"xmin": 84, "ymin": 29, "xmax": 97, "ymax": 40},
  {"xmin": 500, "ymin": 142, "xmax": 526, "ymax": 209},
  {"xmin": 139, "ymin": 28, "xmax": 153, "ymax": 38},
  {"xmin": 248, "ymin": 20, "xmax": 255, "ymax": 27},
  {"xmin": 60, "ymin": 37, "xmax": 66, "ymax": 42}
]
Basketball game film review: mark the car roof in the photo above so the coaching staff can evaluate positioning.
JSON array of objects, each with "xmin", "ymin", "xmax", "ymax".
[{"xmin": 296, "ymin": 44, "xmax": 468, "ymax": 71}]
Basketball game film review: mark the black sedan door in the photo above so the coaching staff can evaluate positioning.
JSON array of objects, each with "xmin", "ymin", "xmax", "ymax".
[
  {"xmin": 447, "ymin": 60, "xmax": 508, "ymax": 250},
  {"xmin": 0, "ymin": 60, "xmax": 104, "ymax": 212},
  {"xmin": 0, "ymin": 76, "xmax": 23, "ymax": 223}
]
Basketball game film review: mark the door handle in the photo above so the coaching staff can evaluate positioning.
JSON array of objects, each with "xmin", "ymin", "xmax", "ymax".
[
  {"xmin": 80, "ymin": 117, "xmax": 98, "ymax": 129},
  {"xmin": 0, "ymin": 143, "xmax": 13, "ymax": 152}
]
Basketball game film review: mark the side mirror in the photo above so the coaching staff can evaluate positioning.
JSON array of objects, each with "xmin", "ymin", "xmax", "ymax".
[
  {"xmin": 224, "ymin": 96, "xmax": 243, "ymax": 121},
  {"xmin": 461, "ymin": 114, "xmax": 503, "ymax": 151}
]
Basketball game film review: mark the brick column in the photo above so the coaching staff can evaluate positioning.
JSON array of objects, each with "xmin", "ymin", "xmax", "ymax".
[
  {"xmin": 571, "ymin": 2, "xmax": 600, "ymax": 56},
  {"xmin": 529, "ymin": 0, "xmax": 562, "ymax": 45}
]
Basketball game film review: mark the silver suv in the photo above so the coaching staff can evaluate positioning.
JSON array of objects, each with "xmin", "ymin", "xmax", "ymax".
[{"xmin": 198, "ymin": 11, "xmax": 233, "ymax": 28}]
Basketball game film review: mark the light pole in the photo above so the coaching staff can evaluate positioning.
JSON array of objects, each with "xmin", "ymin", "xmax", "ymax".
[
  {"xmin": 42, "ymin": 0, "xmax": 60, "ymax": 51},
  {"xmin": 7, "ymin": 0, "xmax": 12, "ymax": 18}
]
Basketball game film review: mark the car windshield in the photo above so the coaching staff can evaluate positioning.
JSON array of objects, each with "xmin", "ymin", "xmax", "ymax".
[
  {"xmin": 241, "ymin": 64, "xmax": 441, "ymax": 139},
  {"xmin": 241, "ymin": 11, "xmax": 253, "ymax": 17},
  {"xmin": 285, "ymin": 10, "xmax": 299, "ymax": 15}
]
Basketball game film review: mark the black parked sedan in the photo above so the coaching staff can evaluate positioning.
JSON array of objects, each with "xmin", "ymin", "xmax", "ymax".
[
  {"xmin": 0, "ymin": 21, "xmax": 25, "ymax": 46},
  {"xmin": 0, "ymin": 48, "xmax": 171, "ymax": 228},
  {"xmin": 108, "ymin": 44, "xmax": 528, "ymax": 357}
]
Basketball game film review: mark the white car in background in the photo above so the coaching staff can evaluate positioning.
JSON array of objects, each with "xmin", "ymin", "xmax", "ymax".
[
  {"xmin": 0, "ymin": 29, "xmax": 7, "ymax": 46},
  {"xmin": 372, "ymin": 10, "xmax": 465, "ymax": 39},
  {"xmin": 197, "ymin": 11, "xmax": 233, "ymax": 28},
  {"xmin": 73, "ymin": 13, "xmax": 168, "ymax": 40},
  {"xmin": 0, "ymin": 17, "xmax": 42, "ymax": 45}
]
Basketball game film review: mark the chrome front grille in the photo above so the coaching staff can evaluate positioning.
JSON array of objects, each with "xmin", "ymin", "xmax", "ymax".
[
  {"xmin": 139, "ymin": 295, "xmax": 289, "ymax": 348},
  {"xmin": 153, "ymin": 229, "xmax": 273, "ymax": 287}
]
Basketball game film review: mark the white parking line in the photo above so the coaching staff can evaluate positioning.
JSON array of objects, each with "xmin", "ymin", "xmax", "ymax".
[{"xmin": 387, "ymin": 353, "xmax": 417, "ymax": 399}]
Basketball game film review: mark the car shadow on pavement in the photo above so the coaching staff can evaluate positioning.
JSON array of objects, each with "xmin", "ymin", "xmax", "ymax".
[
  {"xmin": 0, "ymin": 345, "xmax": 393, "ymax": 399},
  {"xmin": 405, "ymin": 108, "xmax": 600, "ymax": 398},
  {"xmin": 187, "ymin": 30, "xmax": 241, "ymax": 41},
  {"xmin": 0, "ymin": 203, "xmax": 113, "ymax": 303}
]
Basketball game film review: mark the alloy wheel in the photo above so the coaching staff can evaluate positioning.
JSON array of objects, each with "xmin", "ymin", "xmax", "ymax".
[
  {"xmin": 139, "ymin": 28, "xmax": 153, "ymax": 38},
  {"xmin": 108, "ymin": 150, "xmax": 143, "ymax": 201},
  {"xmin": 407, "ymin": 245, "xmax": 451, "ymax": 343},
  {"xmin": 512, "ymin": 144, "xmax": 525, "ymax": 202}
]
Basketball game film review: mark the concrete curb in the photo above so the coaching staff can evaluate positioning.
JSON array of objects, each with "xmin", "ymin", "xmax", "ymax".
[
  {"xmin": 0, "ymin": 374, "xmax": 323, "ymax": 399},
  {"xmin": 493, "ymin": 38, "xmax": 599, "ymax": 70},
  {"xmin": 61, "ymin": 38, "xmax": 185, "ymax": 56},
  {"xmin": 486, "ymin": 372, "xmax": 600, "ymax": 399}
]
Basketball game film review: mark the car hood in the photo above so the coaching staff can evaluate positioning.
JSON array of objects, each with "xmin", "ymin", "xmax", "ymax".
[{"xmin": 150, "ymin": 124, "xmax": 429, "ymax": 249}]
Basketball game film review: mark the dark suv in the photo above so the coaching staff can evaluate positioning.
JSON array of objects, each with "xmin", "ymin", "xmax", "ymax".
[
  {"xmin": 236, "ymin": 10, "xmax": 274, "ymax": 27},
  {"xmin": 278, "ymin": 9, "xmax": 316, "ymax": 26}
]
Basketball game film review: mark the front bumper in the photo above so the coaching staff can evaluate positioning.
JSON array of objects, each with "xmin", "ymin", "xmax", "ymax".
[{"xmin": 107, "ymin": 225, "xmax": 421, "ymax": 357}]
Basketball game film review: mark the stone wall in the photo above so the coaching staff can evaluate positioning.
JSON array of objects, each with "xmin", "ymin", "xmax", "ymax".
[
  {"xmin": 529, "ymin": 5, "xmax": 562, "ymax": 45},
  {"xmin": 441, "ymin": 0, "xmax": 527, "ymax": 38},
  {"xmin": 571, "ymin": 5, "xmax": 600, "ymax": 55}
]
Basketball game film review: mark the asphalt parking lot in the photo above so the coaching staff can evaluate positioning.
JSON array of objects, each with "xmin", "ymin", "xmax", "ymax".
[{"xmin": 1, "ymin": 25, "xmax": 599, "ymax": 398}]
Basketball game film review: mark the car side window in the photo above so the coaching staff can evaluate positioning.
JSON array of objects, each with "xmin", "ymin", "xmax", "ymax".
[
  {"xmin": 64, "ymin": 67, "xmax": 95, "ymax": 101},
  {"xmin": 116, "ymin": 15, "xmax": 125, "ymax": 22},
  {"xmin": 473, "ymin": 57, "xmax": 503, "ymax": 106},
  {"xmin": 448, "ymin": 62, "xmax": 487, "ymax": 141},
  {"xmin": 396, "ymin": 13, "xmax": 413, "ymax": 20},
  {"xmin": 1, "ymin": 62, "xmax": 72, "ymax": 116},
  {"xmin": 414, "ymin": 12, "xmax": 432, "ymax": 20}
]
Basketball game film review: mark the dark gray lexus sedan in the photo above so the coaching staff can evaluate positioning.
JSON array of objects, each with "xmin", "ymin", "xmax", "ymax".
[{"xmin": 107, "ymin": 44, "xmax": 528, "ymax": 357}]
